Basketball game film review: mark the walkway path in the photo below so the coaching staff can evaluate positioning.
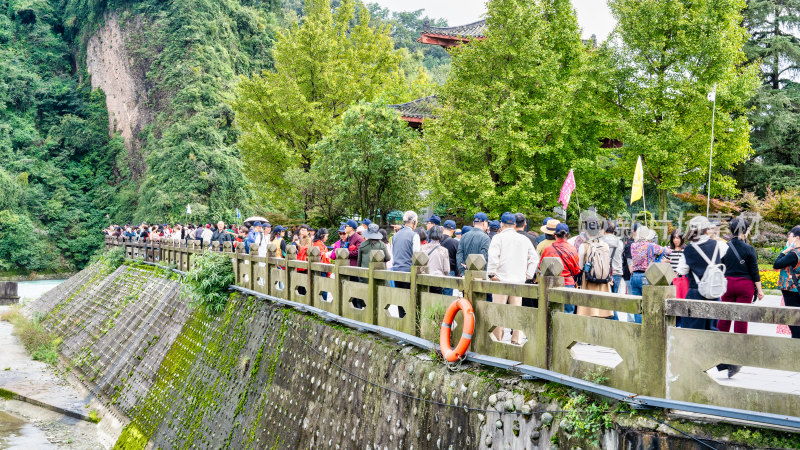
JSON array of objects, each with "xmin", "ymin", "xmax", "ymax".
[
  {"xmin": 0, "ymin": 305, "xmax": 101, "ymax": 449},
  {"xmin": 0, "ymin": 306, "xmax": 89, "ymax": 416}
]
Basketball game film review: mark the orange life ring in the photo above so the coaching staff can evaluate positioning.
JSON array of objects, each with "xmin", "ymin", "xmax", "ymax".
[{"xmin": 439, "ymin": 297, "xmax": 475, "ymax": 362}]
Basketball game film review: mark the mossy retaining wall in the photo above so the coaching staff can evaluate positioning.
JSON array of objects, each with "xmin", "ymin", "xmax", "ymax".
[{"xmin": 27, "ymin": 261, "xmax": 800, "ymax": 449}]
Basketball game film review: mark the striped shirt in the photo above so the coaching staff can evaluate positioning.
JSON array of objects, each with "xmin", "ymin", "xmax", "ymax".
[{"xmin": 669, "ymin": 249, "xmax": 683, "ymax": 274}]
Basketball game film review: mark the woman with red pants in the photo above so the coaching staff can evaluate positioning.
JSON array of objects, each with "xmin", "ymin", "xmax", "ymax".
[{"xmin": 719, "ymin": 218, "xmax": 764, "ymax": 334}]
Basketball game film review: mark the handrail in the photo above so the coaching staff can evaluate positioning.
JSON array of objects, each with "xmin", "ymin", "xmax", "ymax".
[
  {"xmin": 666, "ymin": 298, "xmax": 800, "ymax": 326},
  {"xmin": 105, "ymin": 236, "xmax": 800, "ymax": 420},
  {"xmin": 549, "ymin": 287, "xmax": 641, "ymax": 314}
]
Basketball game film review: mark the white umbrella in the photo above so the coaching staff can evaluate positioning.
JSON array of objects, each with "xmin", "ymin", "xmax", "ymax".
[{"xmin": 243, "ymin": 216, "xmax": 269, "ymax": 226}]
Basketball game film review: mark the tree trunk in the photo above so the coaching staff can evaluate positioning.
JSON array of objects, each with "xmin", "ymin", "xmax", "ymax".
[
  {"xmin": 773, "ymin": 6, "xmax": 780, "ymax": 90},
  {"xmin": 657, "ymin": 188, "xmax": 668, "ymax": 221}
]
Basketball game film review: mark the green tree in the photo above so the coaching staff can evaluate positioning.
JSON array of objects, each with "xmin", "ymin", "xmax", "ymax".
[
  {"xmin": 309, "ymin": 102, "xmax": 422, "ymax": 223},
  {"xmin": 606, "ymin": 0, "xmax": 759, "ymax": 217},
  {"xmin": 232, "ymin": 0, "xmax": 403, "ymax": 217},
  {"xmin": 417, "ymin": 0, "xmax": 596, "ymax": 217},
  {"xmin": 738, "ymin": 0, "xmax": 800, "ymax": 193}
]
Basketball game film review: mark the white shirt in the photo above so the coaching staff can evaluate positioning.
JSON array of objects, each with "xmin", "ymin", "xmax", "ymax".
[
  {"xmin": 486, "ymin": 228, "xmax": 540, "ymax": 283},
  {"xmin": 599, "ymin": 234, "xmax": 623, "ymax": 274}
]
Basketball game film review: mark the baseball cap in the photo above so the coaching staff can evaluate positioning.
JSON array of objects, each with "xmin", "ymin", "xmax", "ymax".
[
  {"xmin": 500, "ymin": 212, "xmax": 515, "ymax": 225},
  {"xmin": 443, "ymin": 220, "xmax": 456, "ymax": 230},
  {"xmin": 253, "ymin": 221, "xmax": 263, "ymax": 227},
  {"xmin": 462, "ymin": 225, "xmax": 473, "ymax": 234},
  {"xmin": 473, "ymin": 212, "xmax": 488, "ymax": 223},
  {"xmin": 543, "ymin": 217, "xmax": 553, "ymax": 226},
  {"xmin": 555, "ymin": 223, "xmax": 570, "ymax": 234},
  {"xmin": 427, "ymin": 215, "xmax": 441, "ymax": 225},
  {"xmin": 274, "ymin": 225, "xmax": 286, "ymax": 232},
  {"xmin": 360, "ymin": 218, "xmax": 372, "ymax": 226},
  {"xmin": 338, "ymin": 224, "xmax": 347, "ymax": 233},
  {"xmin": 489, "ymin": 220, "xmax": 500, "ymax": 230},
  {"xmin": 455, "ymin": 229, "xmax": 462, "ymax": 236},
  {"xmin": 346, "ymin": 219, "xmax": 358, "ymax": 229},
  {"xmin": 262, "ymin": 221, "xmax": 272, "ymax": 228}
]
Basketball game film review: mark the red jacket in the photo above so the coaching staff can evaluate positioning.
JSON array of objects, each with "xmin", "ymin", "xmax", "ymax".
[{"xmin": 539, "ymin": 240, "xmax": 581, "ymax": 286}]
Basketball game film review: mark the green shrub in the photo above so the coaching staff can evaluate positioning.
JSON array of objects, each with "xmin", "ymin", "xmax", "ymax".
[
  {"xmin": 760, "ymin": 188, "xmax": 800, "ymax": 229},
  {"xmin": 182, "ymin": 250, "xmax": 235, "ymax": 313},
  {"xmin": 1, "ymin": 307, "xmax": 61, "ymax": 365}
]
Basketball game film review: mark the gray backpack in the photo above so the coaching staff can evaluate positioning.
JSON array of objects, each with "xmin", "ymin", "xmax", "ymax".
[{"xmin": 690, "ymin": 243, "xmax": 727, "ymax": 299}]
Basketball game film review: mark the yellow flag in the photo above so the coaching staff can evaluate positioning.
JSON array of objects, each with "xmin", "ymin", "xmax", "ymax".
[{"xmin": 630, "ymin": 156, "xmax": 644, "ymax": 205}]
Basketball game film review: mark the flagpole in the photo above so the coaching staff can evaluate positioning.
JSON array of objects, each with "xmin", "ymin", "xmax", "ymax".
[
  {"xmin": 642, "ymin": 192, "xmax": 648, "ymax": 228},
  {"xmin": 706, "ymin": 83, "xmax": 717, "ymax": 217}
]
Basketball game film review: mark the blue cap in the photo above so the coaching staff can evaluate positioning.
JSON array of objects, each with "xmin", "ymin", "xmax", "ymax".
[
  {"xmin": 543, "ymin": 217, "xmax": 553, "ymax": 226},
  {"xmin": 500, "ymin": 212, "xmax": 515, "ymax": 225},
  {"xmin": 274, "ymin": 225, "xmax": 286, "ymax": 232},
  {"xmin": 262, "ymin": 221, "xmax": 272, "ymax": 228},
  {"xmin": 455, "ymin": 229, "xmax": 462, "ymax": 236},
  {"xmin": 338, "ymin": 224, "xmax": 347, "ymax": 233},
  {"xmin": 462, "ymin": 225, "xmax": 473, "ymax": 234},
  {"xmin": 253, "ymin": 221, "xmax": 263, "ymax": 227},
  {"xmin": 489, "ymin": 220, "xmax": 501, "ymax": 230},
  {"xmin": 427, "ymin": 215, "xmax": 441, "ymax": 225},
  {"xmin": 360, "ymin": 219, "xmax": 372, "ymax": 226},
  {"xmin": 346, "ymin": 219, "xmax": 358, "ymax": 229},
  {"xmin": 443, "ymin": 220, "xmax": 456, "ymax": 230},
  {"xmin": 556, "ymin": 223, "xmax": 570, "ymax": 234},
  {"xmin": 473, "ymin": 212, "xmax": 488, "ymax": 222}
]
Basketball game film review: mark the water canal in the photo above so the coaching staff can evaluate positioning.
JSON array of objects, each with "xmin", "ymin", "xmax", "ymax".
[{"xmin": 0, "ymin": 279, "xmax": 105, "ymax": 449}]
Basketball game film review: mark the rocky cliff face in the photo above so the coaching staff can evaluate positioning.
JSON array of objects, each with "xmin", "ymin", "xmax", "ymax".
[{"xmin": 86, "ymin": 14, "xmax": 150, "ymax": 179}]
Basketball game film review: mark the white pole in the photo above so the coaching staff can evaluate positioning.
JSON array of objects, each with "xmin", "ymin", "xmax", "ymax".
[
  {"xmin": 642, "ymin": 191, "xmax": 648, "ymax": 228},
  {"xmin": 707, "ymin": 83, "xmax": 717, "ymax": 217}
]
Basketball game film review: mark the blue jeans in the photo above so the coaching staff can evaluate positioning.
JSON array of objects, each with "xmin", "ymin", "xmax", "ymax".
[
  {"xmin": 442, "ymin": 270, "xmax": 455, "ymax": 296},
  {"xmin": 563, "ymin": 284, "xmax": 576, "ymax": 314},
  {"xmin": 628, "ymin": 272, "xmax": 647, "ymax": 323},
  {"xmin": 608, "ymin": 274, "xmax": 622, "ymax": 320}
]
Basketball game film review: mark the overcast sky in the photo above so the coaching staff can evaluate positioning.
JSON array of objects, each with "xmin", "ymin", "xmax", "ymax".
[{"xmin": 368, "ymin": 0, "xmax": 616, "ymax": 41}]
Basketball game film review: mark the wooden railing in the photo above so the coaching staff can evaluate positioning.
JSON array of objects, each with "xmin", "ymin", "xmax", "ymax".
[{"xmin": 105, "ymin": 236, "xmax": 800, "ymax": 416}]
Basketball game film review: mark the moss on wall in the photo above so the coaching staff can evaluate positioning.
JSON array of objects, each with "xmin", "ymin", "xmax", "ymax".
[{"xmin": 28, "ymin": 260, "xmax": 800, "ymax": 450}]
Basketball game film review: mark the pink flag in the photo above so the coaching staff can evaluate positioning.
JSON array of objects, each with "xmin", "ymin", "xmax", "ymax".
[{"xmin": 558, "ymin": 169, "xmax": 575, "ymax": 210}]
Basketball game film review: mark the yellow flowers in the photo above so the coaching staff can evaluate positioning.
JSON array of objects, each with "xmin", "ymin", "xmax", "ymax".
[{"xmin": 760, "ymin": 270, "xmax": 780, "ymax": 290}]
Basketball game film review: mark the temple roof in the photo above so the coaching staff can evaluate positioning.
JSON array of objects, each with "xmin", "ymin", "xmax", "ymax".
[
  {"xmin": 422, "ymin": 20, "xmax": 487, "ymax": 39},
  {"xmin": 388, "ymin": 95, "xmax": 438, "ymax": 128},
  {"xmin": 388, "ymin": 95, "xmax": 438, "ymax": 122}
]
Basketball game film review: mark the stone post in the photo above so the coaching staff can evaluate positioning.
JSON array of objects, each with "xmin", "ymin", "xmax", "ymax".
[
  {"xmin": 179, "ymin": 240, "xmax": 187, "ymax": 271},
  {"xmin": 641, "ymin": 262, "xmax": 676, "ymax": 398},
  {"xmin": 0, "ymin": 282, "xmax": 19, "ymax": 305},
  {"xmin": 463, "ymin": 254, "xmax": 487, "ymax": 305},
  {"xmin": 307, "ymin": 246, "xmax": 321, "ymax": 306},
  {"xmin": 410, "ymin": 251, "xmax": 428, "ymax": 335},
  {"xmin": 538, "ymin": 257, "xmax": 564, "ymax": 369},
  {"xmin": 248, "ymin": 244, "xmax": 258, "ymax": 291},
  {"xmin": 332, "ymin": 248, "xmax": 350, "ymax": 316},
  {"xmin": 368, "ymin": 250, "xmax": 386, "ymax": 325},
  {"xmin": 284, "ymin": 244, "xmax": 297, "ymax": 299}
]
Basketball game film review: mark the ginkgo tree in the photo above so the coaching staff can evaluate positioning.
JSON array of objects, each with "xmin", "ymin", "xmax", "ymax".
[
  {"xmin": 417, "ymin": 0, "xmax": 601, "ymax": 217},
  {"xmin": 605, "ymin": 0, "xmax": 759, "ymax": 218},
  {"xmin": 233, "ymin": 0, "xmax": 403, "ymax": 216}
]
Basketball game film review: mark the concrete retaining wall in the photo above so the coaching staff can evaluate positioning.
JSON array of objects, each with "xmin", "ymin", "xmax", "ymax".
[{"xmin": 26, "ymin": 261, "xmax": 792, "ymax": 449}]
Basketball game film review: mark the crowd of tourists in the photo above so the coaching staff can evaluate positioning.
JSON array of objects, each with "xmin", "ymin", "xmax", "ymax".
[{"xmin": 104, "ymin": 210, "xmax": 800, "ymax": 376}]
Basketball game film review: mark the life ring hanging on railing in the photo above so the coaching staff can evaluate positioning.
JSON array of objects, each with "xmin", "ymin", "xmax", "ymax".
[{"xmin": 439, "ymin": 297, "xmax": 475, "ymax": 362}]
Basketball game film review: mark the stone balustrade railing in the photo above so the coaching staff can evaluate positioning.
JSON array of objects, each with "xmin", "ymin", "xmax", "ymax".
[{"xmin": 105, "ymin": 236, "xmax": 800, "ymax": 417}]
